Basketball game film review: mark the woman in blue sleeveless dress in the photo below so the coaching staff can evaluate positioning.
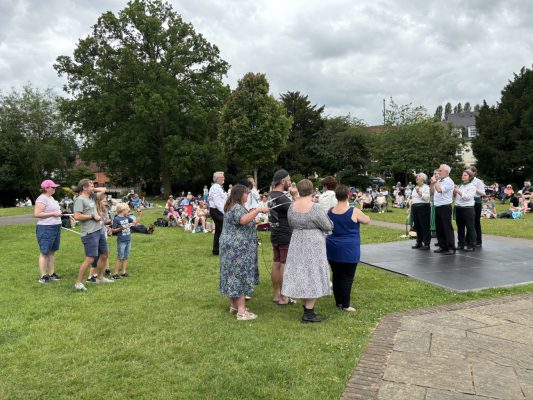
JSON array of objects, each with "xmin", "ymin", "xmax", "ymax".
[{"xmin": 326, "ymin": 185, "xmax": 370, "ymax": 312}]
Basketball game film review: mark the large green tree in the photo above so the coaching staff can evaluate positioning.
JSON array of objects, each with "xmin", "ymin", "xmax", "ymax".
[
  {"xmin": 372, "ymin": 100, "xmax": 462, "ymax": 184},
  {"xmin": 54, "ymin": 0, "xmax": 229, "ymax": 195},
  {"xmin": 218, "ymin": 72, "xmax": 292, "ymax": 184},
  {"xmin": 0, "ymin": 85, "xmax": 77, "ymax": 199},
  {"xmin": 473, "ymin": 66, "xmax": 533, "ymax": 183},
  {"xmin": 277, "ymin": 91, "xmax": 325, "ymax": 176},
  {"xmin": 311, "ymin": 116, "xmax": 371, "ymax": 184}
]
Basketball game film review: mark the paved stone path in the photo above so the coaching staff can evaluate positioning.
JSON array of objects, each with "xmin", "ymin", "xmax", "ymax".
[
  {"xmin": 342, "ymin": 294, "xmax": 533, "ymax": 399},
  {"xmin": 0, "ymin": 214, "xmax": 34, "ymax": 226}
]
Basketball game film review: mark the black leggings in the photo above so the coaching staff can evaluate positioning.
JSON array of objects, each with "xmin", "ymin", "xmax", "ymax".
[{"xmin": 329, "ymin": 261, "xmax": 357, "ymax": 309}]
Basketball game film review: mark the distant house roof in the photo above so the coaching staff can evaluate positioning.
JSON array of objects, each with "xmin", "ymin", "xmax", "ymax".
[
  {"xmin": 444, "ymin": 111, "xmax": 478, "ymax": 128},
  {"xmin": 367, "ymin": 125, "xmax": 385, "ymax": 134}
]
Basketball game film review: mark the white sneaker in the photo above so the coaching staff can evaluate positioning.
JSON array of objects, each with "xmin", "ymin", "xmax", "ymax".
[
  {"xmin": 75, "ymin": 283, "xmax": 87, "ymax": 291},
  {"xmin": 203, "ymin": 229, "xmax": 208, "ymax": 233},
  {"xmin": 96, "ymin": 277, "xmax": 114, "ymax": 283},
  {"xmin": 191, "ymin": 230, "xmax": 196, "ymax": 234}
]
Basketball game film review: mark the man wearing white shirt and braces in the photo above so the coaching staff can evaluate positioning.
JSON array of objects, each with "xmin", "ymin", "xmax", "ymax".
[
  {"xmin": 410, "ymin": 172, "xmax": 431, "ymax": 250},
  {"xmin": 431, "ymin": 164, "xmax": 456, "ymax": 255},
  {"xmin": 468, "ymin": 165, "xmax": 486, "ymax": 247},
  {"xmin": 208, "ymin": 171, "xmax": 228, "ymax": 256}
]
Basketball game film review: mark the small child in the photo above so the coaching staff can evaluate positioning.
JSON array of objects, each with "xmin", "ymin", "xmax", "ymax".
[{"xmin": 111, "ymin": 203, "xmax": 135, "ymax": 279}]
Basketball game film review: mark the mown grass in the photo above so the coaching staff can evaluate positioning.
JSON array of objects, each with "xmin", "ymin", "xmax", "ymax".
[
  {"xmin": 0, "ymin": 207, "xmax": 34, "ymax": 217},
  {"xmin": 1, "ymin": 222, "xmax": 532, "ymax": 400},
  {"xmin": 367, "ymin": 203, "xmax": 533, "ymax": 240}
]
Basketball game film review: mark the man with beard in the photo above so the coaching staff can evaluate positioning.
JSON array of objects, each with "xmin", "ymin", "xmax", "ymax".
[{"xmin": 269, "ymin": 169, "xmax": 296, "ymax": 305}]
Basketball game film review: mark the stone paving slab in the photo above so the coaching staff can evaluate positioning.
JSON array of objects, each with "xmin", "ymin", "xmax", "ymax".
[{"xmin": 341, "ymin": 293, "xmax": 533, "ymax": 400}]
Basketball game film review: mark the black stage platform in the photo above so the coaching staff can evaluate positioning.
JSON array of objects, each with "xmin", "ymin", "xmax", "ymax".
[{"xmin": 360, "ymin": 239, "xmax": 533, "ymax": 292}]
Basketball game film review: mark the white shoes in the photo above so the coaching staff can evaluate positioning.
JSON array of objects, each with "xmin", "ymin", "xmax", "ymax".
[
  {"xmin": 74, "ymin": 283, "xmax": 87, "ymax": 291},
  {"xmin": 96, "ymin": 277, "xmax": 114, "ymax": 283}
]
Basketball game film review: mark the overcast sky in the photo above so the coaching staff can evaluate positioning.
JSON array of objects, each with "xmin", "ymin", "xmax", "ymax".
[{"xmin": 1, "ymin": 0, "xmax": 532, "ymax": 125}]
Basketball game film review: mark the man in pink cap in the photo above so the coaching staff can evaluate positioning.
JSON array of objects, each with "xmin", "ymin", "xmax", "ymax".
[{"xmin": 34, "ymin": 179, "xmax": 63, "ymax": 283}]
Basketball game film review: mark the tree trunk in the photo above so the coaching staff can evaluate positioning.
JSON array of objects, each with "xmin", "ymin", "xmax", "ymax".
[{"xmin": 158, "ymin": 124, "xmax": 172, "ymax": 197}]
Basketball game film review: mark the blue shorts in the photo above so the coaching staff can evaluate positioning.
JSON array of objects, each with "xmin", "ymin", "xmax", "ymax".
[
  {"xmin": 36, "ymin": 224, "xmax": 61, "ymax": 254},
  {"xmin": 117, "ymin": 240, "xmax": 131, "ymax": 260},
  {"xmin": 81, "ymin": 230, "xmax": 108, "ymax": 258}
]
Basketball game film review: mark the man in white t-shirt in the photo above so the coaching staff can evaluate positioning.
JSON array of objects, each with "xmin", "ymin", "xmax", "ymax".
[{"xmin": 430, "ymin": 164, "xmax": 455, "ymax": 255}]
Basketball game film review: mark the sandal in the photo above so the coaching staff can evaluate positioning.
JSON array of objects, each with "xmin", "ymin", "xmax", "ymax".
[
  {"xmin": 342, "ymin": 306, "xmax": 357, "ymax": 312},
  {"xmin": 229, "ymin": 306, "xmax": 248, "ymax": 315},
  {"xmin": 276, "ymin": 298, "xmax": 296, "ymax": 306},
  {"xmin": 236, "ymin": 311, "xmax": 257, "ymax": 321}
]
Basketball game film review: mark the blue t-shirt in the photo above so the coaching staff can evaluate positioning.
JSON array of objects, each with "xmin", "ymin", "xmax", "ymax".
[{"xmin": 113, "ymin": 215, "xmax": 134, "ymax": 242}]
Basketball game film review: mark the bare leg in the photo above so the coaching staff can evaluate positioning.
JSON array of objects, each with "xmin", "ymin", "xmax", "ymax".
[
  {"xmin": 114, "ymin": 260, "xmax": 122, "ymax": 275},
  {"xmin": 96, "ymin": 253, "xmax": 109, "ymax": 279},
  {"xmin": 303, "ymin": 299, "xmax": 316, "ymax": 309},
  {"xmin": 235, "ymin": 296, "xmax": 246, "ymax": 314},
  {"xmin": 38, "ymin": 254, "xmax": 48, "ymax": 277},
  {"xmin": 271, "ymin": 262, "xmax": 288, "ymax": 303},
  {"xmin": 76, "ymin": 257, "xmax": 94, "ymax": 285},
  {"xmin": 121, "ymin": 259, "xmax": 128, "ymax": 275},
  {"xmin": 46, "ymin": 251, "xmax": 55, "ymax": 275}
]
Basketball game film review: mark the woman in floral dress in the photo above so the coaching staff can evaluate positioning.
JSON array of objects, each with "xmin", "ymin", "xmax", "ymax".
[{"xmin": 219, "ymin": 184, "xmax": 269, "ymax": 321}]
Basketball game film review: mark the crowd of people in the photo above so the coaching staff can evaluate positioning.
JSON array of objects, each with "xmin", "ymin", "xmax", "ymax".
[
  {"xmin": 214, "ymin": 170, "xmax": 370, "ymax": 322},
  {"xmin": 31, "ymin": 166, "xmax": 531, "ymax": 324}
]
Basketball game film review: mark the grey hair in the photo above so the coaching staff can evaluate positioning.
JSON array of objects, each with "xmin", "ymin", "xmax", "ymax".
[
  {"xmin": 417, "ymin": 172, "xmax": 428, "ymax": 182},
  {"xmin": 440, "ymin": 164, "xmax": 451, "ymax": 173},
  {"xmin": 213, "ymin": 171, "xmax": 224, "ymax": 182}
]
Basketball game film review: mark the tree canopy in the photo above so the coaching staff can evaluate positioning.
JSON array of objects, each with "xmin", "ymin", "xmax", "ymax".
[
  {"xmin": 277, "ymin": 91, "xmax": 325, "ymax": 176},
  {"xmin": 372, "ymin": 100, "xmax": 462, "ymax": 183},
  {"xmin": 218, "ymin": 72, "xmax": 292, "ymax": 184},
  {"xmin": 473, "ymin": 66, "xmax": 533, "ymax": 183},
  {"xmin": 0, "ymin": 85, "xmax": 77, "ymax": 201},
  {"xmin": 54, "ymin": 0, "xmax": 229, "ymax": 195}
]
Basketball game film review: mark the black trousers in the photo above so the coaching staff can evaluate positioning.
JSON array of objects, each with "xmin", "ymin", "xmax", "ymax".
[
  {"xmin": 412, "ymin": 203, "xmax": 431, "ymax": 246},
  {"xmin": 329, "ymin": 261, "xmax": 357, "ymax": 309},
  {"xmin": 209, "ymin": 207, "xmax": 224, "ymax": 254},
  {"xmin": 435, "ymin": 205, "xmax": 455, "ymax": 251},
  {"xmin": 456, "ymin": 206, "xmax": 476, "ymax": 248},
  {"xmin": 474, "ymin": 202, "xmax": 482, "ymax": 245}
]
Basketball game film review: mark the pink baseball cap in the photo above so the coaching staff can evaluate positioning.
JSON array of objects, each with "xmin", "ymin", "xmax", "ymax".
[{"xmin": 41, "ymin": 179, "xmax": 59, "ymax": 189}]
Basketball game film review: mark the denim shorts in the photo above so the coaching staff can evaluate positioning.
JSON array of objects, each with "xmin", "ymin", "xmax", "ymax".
[
  {"xmin": 81, "ymin": 230, "xmax": 108, "ymax": 258},
  {"xmin": 117, "ymin": 240, "xmax": 131, "ymax": 260},
  {"xmin": 36, "ymin": 224, "xmax": 61, "ymax": 254}
]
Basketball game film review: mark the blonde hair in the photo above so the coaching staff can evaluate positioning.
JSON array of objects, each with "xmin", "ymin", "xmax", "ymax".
[{"xmin": 116, "ymin": 203, "xmax": 130, "ymax": 214}]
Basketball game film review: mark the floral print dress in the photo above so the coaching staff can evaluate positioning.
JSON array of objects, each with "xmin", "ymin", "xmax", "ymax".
[{"xmin": 219, "ymin": 204, "xmax": 259, "ymax": 297}]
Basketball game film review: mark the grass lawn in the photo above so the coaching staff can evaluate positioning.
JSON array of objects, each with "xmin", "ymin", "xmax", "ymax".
[
  {"xmin": 1, "ymin": 222, "xmax": 532, "ymax": 399},
  {"xmin": 367, "ymin": 203, "xmax": 533, "ymax": 240},
  {"xmin": 0, "ymin": 206, "xmax": 34, "ymax": 217}
]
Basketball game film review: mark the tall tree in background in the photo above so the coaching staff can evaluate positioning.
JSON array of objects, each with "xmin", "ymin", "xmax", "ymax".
[
  {"xmin": 434, "ymin": 105, "xmax": 443, "ymax": 121},
  {"xmin": 372, "ymin": 100, "xmax": 462, "ymax": 184},
  {"xmin": 0, "ymin": 85, "xmax": 77, "ymax": 199},
  {"xmin": 473, "ymin": 66, "xmax": 533, "ymax": 183},
  {"xmin": 218, "ymin": 73, "xmax": 292, "ymax": 184},
  {"xmin": 444, "ymin": 102, "xmax": 452, "ymax": 119},
  {"xmin": 474, "ymin": 104, "xmax": 480, "ymax": 112},
  {"xmin": 463, "ymin": 102, "xmax": 471, "ymax": 112},
  {"xmin": 277, "ymin": 91, "xmax": 324, "ymax": 176},
  {"xmin": 456, "ymin": 102, "xmax": 463, "ymax": 113},
  {"xmin": 54, "ymin": 0, "xmax": 229, "ymax": 195},
  {"xmin": 311, "ymin": 116, "xmax": 370, "ymax": 184}
]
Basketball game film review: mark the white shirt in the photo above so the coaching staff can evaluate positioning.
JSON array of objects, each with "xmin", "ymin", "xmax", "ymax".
[
  {"xmin": 455, "ymin": 182, "xmax": 476, "ymax": 207},
  {"xmin": 208, "ymin": 183, "xmax": 227, "ymax": 213},
  {"xmin": 472, "ymin": 177, "xmax": 486, "ymax": 198},
  {"xmin": 318, "ymin": 190, "xmax": 338, "ymax": 212},
  {"xmin": 245, "ymin": 187, "xmax": 260, "ymax": 210},
  {"xmin": 434, "ymin": 177, "xmax": 454, "ymax": 206},
  {"xmin": 411, "ymin": 184, "xmax": 430, "ymax": 204}
]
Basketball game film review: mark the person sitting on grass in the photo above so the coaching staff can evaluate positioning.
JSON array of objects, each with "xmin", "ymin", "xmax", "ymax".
[
  {"xmin": 481, "ymin": 196, "xmax": 497, "ymax": 219},
  {"xmin": 111, "ymin": 203, "xmax": 135, "ymax": 279},
  {"xmin": 167, "ymin": 206, "xmax": 183, "ymax": 226},
  {"xmin": 191, "ymin": 201, "xmax": 209, "ymax": 233},
  {"xmin": 502, "ymin": 184, "xmax": 514, "ymax": 203},
  {"xmin": 497, "ymin": 191, "xmax": 527, "ymax": 218}
]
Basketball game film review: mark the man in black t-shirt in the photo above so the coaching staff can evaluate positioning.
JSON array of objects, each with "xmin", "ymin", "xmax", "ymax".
[{"xmin": 269, "ymin": 169, "xmax": 295, "ymax": 305}]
